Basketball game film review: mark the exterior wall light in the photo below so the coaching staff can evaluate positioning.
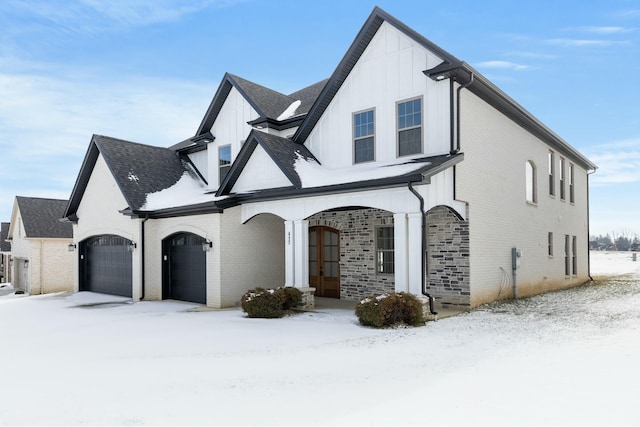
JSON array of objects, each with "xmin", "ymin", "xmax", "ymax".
[
  {"xmin": 202, "ymin": 241, "xmax": 212, "ymax": 252},
  {"xmin": 128, "ymin": 242, "xmax": 137, "ymax": 252},
  {"xmin": 24, "ymin": 260, "xmax": 29, "ymax": 268},
  {"xmin": 68, "ymin": 243, "xmax": 76, "ymax": 252}
]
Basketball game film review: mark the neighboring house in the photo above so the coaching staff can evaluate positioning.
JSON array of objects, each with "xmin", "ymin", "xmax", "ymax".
[
  {"xmin": 7, "ymin": 197, "xmax": 74, "ymax": 294},
  {"xmin": 62, "ymin": 7, "xmax": 596, "ymax": 310},
  {"xmin": 1, "ymin": 222, "xmax": 10, "ymax": 283}
]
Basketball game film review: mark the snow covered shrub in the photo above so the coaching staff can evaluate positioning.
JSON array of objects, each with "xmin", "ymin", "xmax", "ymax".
[
  {"xmin": 241, "ymin": 287, "xmax": 302, "ymax": 318},
  {"xmin": 355, "ymin": 292, "xmax": 425, "ymax": 328}
]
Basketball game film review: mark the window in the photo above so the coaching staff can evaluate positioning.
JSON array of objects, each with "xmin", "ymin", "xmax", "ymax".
[
  {"xmin": 218, "ymin": 145, "xmax": 231, "ymax": 185},
  {"xmin": 564, "ymin": 235, "xmax": 570, "ymax": 276},
  {"xmin": 376, "ymin": 226, "xmax": 394, "ymax": 274},
  {"xmin": 397, "ymin": 97, "xmax": 422, "ymax": 156},
  {"xmin": 548, "ymin": 232, "xmax": 553, "ymax": 257},
  {"xmin": 572, "ymin": 235, "xmax": 577, "ymax": 275},
  {"xmin": 559, "ymin": 157, "xmax": 566, "ymax": 200},
  {"xmin": 569, "ymin": 163, "xmax": 575, "ymax": 203},
  {"xmin": 549, "ymin": 151, "xmax": 555, "ymax": 196},
  {"xmin": 526, "ymin": 160, "xmax": 537, "ymax": 203},
  {"xmin": 353, "ymin": 109, "xmax": 375, "ymax": 163}
]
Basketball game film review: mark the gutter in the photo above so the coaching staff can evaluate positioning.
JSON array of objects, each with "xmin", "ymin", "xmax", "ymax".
[
  {"xmin": 454, "ymin": 73, "xmax": 474, "ymax": 154},
  {"xmin": 407, "ymin": 181, "xmax": 438, "ymax": 316}
]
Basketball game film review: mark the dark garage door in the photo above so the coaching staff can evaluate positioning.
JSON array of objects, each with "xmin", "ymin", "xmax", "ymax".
[
  {"xmin": 163, "ymin": 232, "xmax": 206, "ymax": 304},
  {"xmin": 80, "ymin": 235, "xmax": 133, "ymax": 297}
]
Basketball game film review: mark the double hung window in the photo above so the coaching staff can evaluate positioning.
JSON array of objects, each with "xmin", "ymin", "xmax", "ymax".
[
  {"xmin": 397, "ymin": 97, "xmax": 423, "ymax": 156},
  {"xmin": 353, "ymin": 109, "xmax": 375, "ymax": 163}
]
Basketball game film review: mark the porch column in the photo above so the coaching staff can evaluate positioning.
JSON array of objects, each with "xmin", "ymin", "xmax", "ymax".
[
  {"xmin": 393, "ymin": 213, "xmax": 409, "ymax": 292},
  {"xmin": 407, "ymin": 212, "xmax": 424, "ymax": 296},
  {"xmin": 284, "ymin": 220, "xmax": 295, "ymax": 286},
  {"xmin": 293, "ymin": 219, "xmax": 309, "ymax": 288}
]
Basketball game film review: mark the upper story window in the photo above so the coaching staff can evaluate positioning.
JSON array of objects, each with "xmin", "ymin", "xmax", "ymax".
[
  {"xmin": 397, "ymin": 97, "xmax": 423, "ymax": 157},
  {"xmin": 569, "ymin": 163, "xmax": 575, "ymax": 203},
  {"xmin": 548, "ymin": 151, "xmax": 555, "ymax": 197},
  {"xmin": 218, "ymin": 145, "xmax": 231, "ymax": 185},
  {"xmin": 526, "ymin": 160, "xmax": 537, "ymax": 204},
  {"xmin": 559, "ymin": 157, "xmax": 566, "ymax": 201},
  {"xmin": 376, "ymin": 226, "xmax": 394, "ymax": 274},
  {"xmin": 353, "ymin": 109, "xmax": 375, "ymax": 164}
]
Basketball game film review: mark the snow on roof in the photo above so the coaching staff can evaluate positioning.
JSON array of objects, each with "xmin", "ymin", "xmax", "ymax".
[
  {"xmin": 293, "ymin": 154, "xmax": 430, "ymax": 188},
  {"xmin": 141, "ymin": 172, "xmax": 226, "ymax": 211},
  {"xmin": 276, "ymin": 100, "xmax": 301, "ymax": 121}
]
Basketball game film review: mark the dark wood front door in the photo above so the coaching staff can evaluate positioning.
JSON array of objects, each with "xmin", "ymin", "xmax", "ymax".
[{"xmin": 309, "ymin": 226, "xmax": 340, "ymax": 298}]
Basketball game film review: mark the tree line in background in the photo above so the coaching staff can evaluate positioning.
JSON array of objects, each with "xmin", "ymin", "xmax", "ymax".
[{"xmin": 590, "ymin": 230, "xmax": 640, "ymax": 251}]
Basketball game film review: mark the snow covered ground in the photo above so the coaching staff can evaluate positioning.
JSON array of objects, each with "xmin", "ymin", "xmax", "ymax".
[{"xmin": 0, "ymin": 251, "xmax": 638, "ymax": 426}]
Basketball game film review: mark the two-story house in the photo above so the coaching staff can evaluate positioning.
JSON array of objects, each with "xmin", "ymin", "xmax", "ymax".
[{"xmin": 62, "ymin": 7, "xmax": 596, "ymax": 310}]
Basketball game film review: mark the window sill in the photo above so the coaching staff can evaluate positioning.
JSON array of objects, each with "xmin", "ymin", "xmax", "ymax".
[{"xmin": 526, "ymin": 201, "xmax": 538, "ymax": 207}]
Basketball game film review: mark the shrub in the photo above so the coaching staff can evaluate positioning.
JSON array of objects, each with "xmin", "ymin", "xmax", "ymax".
[
  {"xmin": 355, "ymin": 292, "xmax": 425, "ymax": 328},
  {"xmin": 241, "ymin": 287, "xmax": 302, "ymax": 318}
]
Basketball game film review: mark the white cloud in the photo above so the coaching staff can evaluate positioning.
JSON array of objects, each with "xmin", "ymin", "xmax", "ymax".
[
  {"xmin": 580, "ymin": 26, "xmax": 635, "ymax": 34},
  {"xmin": 546, "ymin": 38, "xmax": 631, "ymax": 47},
  {"xmin": 587, "ymin": 138, "xmax": 640, "ymax": 185},
  {"xmin": 474, "ymin": 60, "xmax": 530, "ymax": 71}
]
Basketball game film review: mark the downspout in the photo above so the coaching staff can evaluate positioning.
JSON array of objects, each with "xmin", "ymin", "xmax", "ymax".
[
  {"xmin": 449, "ymin": 79, "xmax": 455, "ymax": 154},
  {"xmin": 140, "ymin": 215, "xmax": 150, "ymax": 301},
  {"xmin": 408, "ymin": 181, "xmax": 438, "ymax": 316},
  {"xmin": 454, "ymin": 73, "xmax": 474, "ymax": 154}
]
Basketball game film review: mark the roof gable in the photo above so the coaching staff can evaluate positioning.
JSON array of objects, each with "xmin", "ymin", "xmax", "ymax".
[
  {"xmin": 217, "ymin": 130, "xmax": 318, "ymax": 196},
  {"xmin": 64, "ymin": 135, "xmax": 193, "ymax": 220},
  {"xmin": 14, "ymin": 197, "xmax": 72, "ymax": 239}
]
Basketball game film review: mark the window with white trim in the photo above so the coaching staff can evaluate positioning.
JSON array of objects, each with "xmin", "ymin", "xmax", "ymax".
[
  {"xmin": 376, "ymin": 226, "xmax": 394, "ymax": 274},
  {"xmin": 526, "ymin": 160, "xmax": 537, "ymax": 203},
  {"xmin": 572, "ymin": 235, "xmax": 577, "ymax": 275},
  {"xmin": 569, "ymin": 163, "xmax": 575, "ymax": 203},
  {"xmin": 559, "ymin": 157, "xmax": 566, "ymax": 200},
  {"xmin": 564, "ymin": 234, "xmax": 570, "ymax": 276},
  {"xmin": 218, "ymin": 145, "xmax": 231, "ymax": 185},
  {"xmin": 549, "ymin": 151, "xmax": 555, "ymax": 196},
  {"xmin": 397, "ymin": 97, "xmax": 423, "ymax": 156},
  {"xmin": 353, "ymin": 109, "xmax": 375, "ymax": 163},
  {"xmin": 548, "ymin": 232, "xmax": 553, "ymax": 257}
]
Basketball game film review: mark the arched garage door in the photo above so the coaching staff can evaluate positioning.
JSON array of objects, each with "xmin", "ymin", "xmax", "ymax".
[
  {"xmin": 162, "ymin": 232, "xmax": 206, "ymax": 304},
  {"xmin": 80, "ymin": 235, "xmax": 133, "ymax": 297}
]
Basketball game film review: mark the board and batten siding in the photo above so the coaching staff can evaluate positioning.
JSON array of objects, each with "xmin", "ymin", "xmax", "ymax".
[
  {"xmin": 305, "ymin": 21, "xmax": 451, "ymax": 168},
  {"xmin": 231, "ymin": 143, "xmax": 291, "ymax": 193},
  {"xmin": 455, "ymin": 88, "xmax": 590, "ymax": 307},
  {"xmin": 208, "ymin": 86, "xmax": 260, "ymax": 190},
  {"xmin": 187, "ymin": 150, "xmax": 208, "ymax": 181}
]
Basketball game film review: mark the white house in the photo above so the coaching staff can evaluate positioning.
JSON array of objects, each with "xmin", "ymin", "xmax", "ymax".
[
  {"xmin": 7, "ymin": 197, "xmax": 74, "ymax": 294},
  {"xmin": 1, "ymin": 222, "xmax": 10, "ymax": 284},
  {"xmin": 62, "ymin": 7, "xmax": 596, "ymax": 310}
]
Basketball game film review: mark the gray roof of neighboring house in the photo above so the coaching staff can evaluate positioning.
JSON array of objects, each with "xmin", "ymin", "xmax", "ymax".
[
  {"xmin": 64, "ymin": 135, "xmax": 195, "ymax": 220},
  {"xmin": 15, "ymin": 197, "xmax": 72, "ymax": 238},
  {"xmin": 0, "ymin": 222, "xmax": 10, "ymax": 251}
]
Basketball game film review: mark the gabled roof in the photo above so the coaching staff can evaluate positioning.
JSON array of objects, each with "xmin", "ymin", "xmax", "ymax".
[
  {"xmin": 0, "ymin": 222, "xmax": 10, "ymax": 251},
  {"xmin": 13, "ymin": 197, "xmax": 72, "ymax": 239},
  {"xmin": 64, "ymin": 135, "xmax": 192, "ymax": 221},
  {"xmin": 292, "ymin": 6, "xmax": 596, "ymax": 171},
  {"xmin": 195, "ymin": 73, "xmax": 327, "ymax": 137},
  {"xmin": 217, "ymin": 130, "xmax": 318, "ymax": 196}
]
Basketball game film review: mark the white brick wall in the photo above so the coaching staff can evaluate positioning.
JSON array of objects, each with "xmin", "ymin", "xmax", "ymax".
[{"xmin": 456, "ymin": 90, "xmax": 590, "ymax": 307}]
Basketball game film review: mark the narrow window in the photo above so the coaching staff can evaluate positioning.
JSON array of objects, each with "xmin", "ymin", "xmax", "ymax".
[
  {"xmin": 353, "ymin": 109, "xmax": 375, "ymax": 163},
  {"xmin": 397, "ymin": 97, "xmax": 423, "ymax": 156},
  {"xmin": 548, "ymin": 232, "xmax": 553, "ymax": 257},
  {"xmin": 564, "ymin": 234, "xmax": 570, "ymax": 276},
  {"xmin": 549, "ymin": 151, "xmax": 555, "ymax": 196},
  {"xmin": 572, "ymin": 235, "xmax": 577, "ymax": 275},
  {"xmin": 559, "ymin": 157, "xmax": 566, "ymax": 200},
  {"xmin": 526, "ymin": 160, "xmax": 537, "ymax": 203},
  {"xmin": 376, "ymin": 226, "xmax": 394, "ymax": 274},
  {"xmin": 569, "ymin": 163, "xmax": 575, "ymax": 203},
  {"xmin": 218, "ymin": 145, "xmax": 231, "ymax": 185}
]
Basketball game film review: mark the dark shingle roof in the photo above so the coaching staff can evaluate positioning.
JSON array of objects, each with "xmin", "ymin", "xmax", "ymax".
[
  {"xmin": 229, "ymin": 74, "xmax": 295, "ymax": 120},
  {"xmin": 64, "ymin": 135, "xmax": 195, "ymax": 220},
  {"xmin": 288, "ymin": 79, "xmax": 329, "ymax": 116},
  {"xmin": 15, "ymin": 197, "xmax": 72, "ymax": 238},
  {"xmin": 0, "ymin": 222, "xmax": 10, "ymax": 251}
]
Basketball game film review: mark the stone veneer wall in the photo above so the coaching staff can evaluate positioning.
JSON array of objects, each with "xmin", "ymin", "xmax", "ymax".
[
  {"xmin": 309, "ymin": 208, "xmax": 395, "ymax": 301},
  {"xmin": 425, "ymin": 206, "xmax": 471, "ymax": 309}
]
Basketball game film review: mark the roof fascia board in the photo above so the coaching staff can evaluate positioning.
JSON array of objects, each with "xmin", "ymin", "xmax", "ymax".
[
  {"xmin": 216, "ymin": 132, "xmax": 261, "ymax": 196},
  {"xmin": 63, "ymin": 137, "xmax": 100, "ymax": 220}
]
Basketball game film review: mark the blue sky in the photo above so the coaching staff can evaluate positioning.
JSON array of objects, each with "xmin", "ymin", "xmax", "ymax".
[{"xmin": 0, "ymin": 0, "xmax": 638, "ymax": 237}]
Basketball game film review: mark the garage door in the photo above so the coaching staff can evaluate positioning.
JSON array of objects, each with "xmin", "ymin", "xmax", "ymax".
[
  {"xmin": 163, "ymin": 232, "xmax": 206, "ymax": 304},
  {"xmin": 80, "ymin": 235, "xmax": 132, "ymax": 297}
]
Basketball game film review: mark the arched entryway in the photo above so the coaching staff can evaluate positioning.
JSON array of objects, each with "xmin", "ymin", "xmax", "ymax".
[
  {"xmin": 309, "ymin": 226, "xmax": 340, "ymax": 298},
  {"xmin": 162, "ymin": 232, "xmax": 207, "ymax": 304},
  {"xmin": 79, "ymin": 235, "xmax": 133, "ymax": 297}
]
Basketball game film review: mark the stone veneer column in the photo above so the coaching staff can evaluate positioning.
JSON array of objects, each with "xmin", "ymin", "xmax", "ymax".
[
  {"xmin": 393, "ymin": 213, "xmax": 408, "ymax": 293},
  {"xmin": 407, "ymin": 212, "xmax": 424, "ymax": 296}
]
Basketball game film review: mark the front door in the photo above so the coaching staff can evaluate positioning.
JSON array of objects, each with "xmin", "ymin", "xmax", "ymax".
[{"xmin": 309, "ymin": 226, "xmax": 340, "ymax": 298}]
